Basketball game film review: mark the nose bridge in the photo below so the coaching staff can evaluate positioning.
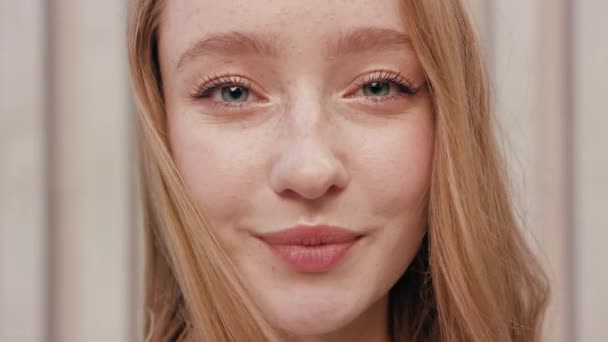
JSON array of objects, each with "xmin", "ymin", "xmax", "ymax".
[
  {"xmin": 284, "ymin": 78, "xmax": 326, "ymax": 138},
  {"xmin": 269, "ymin": 92, "xmax": 349, "ymax": 200}
]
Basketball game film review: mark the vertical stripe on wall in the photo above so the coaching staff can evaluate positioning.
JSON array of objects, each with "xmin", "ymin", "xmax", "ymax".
[
  {"xmin": 48, "ymin": 1, "xmax": 133, "ymax": 341},
  {"xmin": 0, "ymin": 1, "xmax": 48, "ymax": 341},
  {"xmin": 574, "ymin": 1, "xmax": 608, "ymax": 341},
  {"xmin": 482, "ymin": 0, "xmax": 574, "ymax": 341},
  {"xmin": 534, "ymin": 0, "xmax": 573, "ymax": 341}
]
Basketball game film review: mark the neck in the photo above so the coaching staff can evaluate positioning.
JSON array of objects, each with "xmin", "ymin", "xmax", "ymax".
[{"xmin": 294, "ymin": 295, "xmax": 390, "ymax": 342}]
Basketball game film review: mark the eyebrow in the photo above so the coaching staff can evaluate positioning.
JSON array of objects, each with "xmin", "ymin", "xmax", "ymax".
[
  {"xmin": 176, "ymin": 31, "xmax": 279, "ymax": 69},
  {"xmin": 328, "ymin": 27, "xmax": 412, "ymax": 57},
  {"xmin": 176, "ymin": 27, "xmax": 412, "ymax": 70}
]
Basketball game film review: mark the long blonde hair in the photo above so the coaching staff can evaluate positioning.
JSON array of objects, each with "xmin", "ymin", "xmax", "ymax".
[{"xmin": 127, "ymin": 0, "xmax": 549, "ymax": 341}]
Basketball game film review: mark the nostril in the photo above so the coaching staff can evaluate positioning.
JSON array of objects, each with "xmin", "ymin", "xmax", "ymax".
[
  {"xmin": 276, "ymin": 182, "xmax": 341, "ymax": 201},
  {"xmin": 325, "ymin": 184, "xmax": 343, "ymax": 195}
]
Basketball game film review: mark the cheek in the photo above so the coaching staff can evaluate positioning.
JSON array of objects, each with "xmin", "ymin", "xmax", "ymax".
[
  {"xmin": 167, "ymin": 112, "xmax": 267, "ymax": 224},
  {"xmin": 349, "ymin": 118, "xmax": 433, "ymax": 299},
  {"xmin": 355, "ymin": 116, "xmax": 433, "ymax": 276},
  {"xmin": 354, "ymin": 118, "xmax": 434, "ymax": 219}
]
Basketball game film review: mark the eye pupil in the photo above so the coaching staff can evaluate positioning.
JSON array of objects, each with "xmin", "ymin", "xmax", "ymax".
[
  {"xmin": 221, "ymin": 86, "xmax": 248, "ymax": 102},
  {"xmin": 363, "ymin": 82, "xmax": 391, "ymax": 97}
]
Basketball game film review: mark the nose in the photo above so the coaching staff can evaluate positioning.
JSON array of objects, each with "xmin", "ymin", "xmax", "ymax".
[{"xmin": 269, "ymin": 137, "xmax": 350, "ymax": 200}]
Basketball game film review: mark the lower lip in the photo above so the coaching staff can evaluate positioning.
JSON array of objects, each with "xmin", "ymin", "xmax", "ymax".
[{"xmin": 264, "ymin": 240, "xmax": 358, "ymax": 273}]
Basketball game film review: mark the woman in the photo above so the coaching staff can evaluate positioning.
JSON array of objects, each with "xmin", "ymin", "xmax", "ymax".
[{"xmin": 128, "ymin": 0, "xmax": 549, "ymax": 341}]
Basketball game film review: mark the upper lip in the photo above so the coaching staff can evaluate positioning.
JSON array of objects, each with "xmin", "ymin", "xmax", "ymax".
[{"xmin": 256, "ymin": 225, "xmax": 362, "ymax": 246}]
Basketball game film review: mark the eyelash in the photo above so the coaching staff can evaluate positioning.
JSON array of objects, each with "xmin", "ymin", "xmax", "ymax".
[
  {"xmin": 352, "ymin": 70, "xmax": 419, "ymax": 99},
  {"xmin": 190, "ymin": 73, "xmax": 253, "ymax": 99},
  {"xmin": 189, "ymin": 70, "xmax": 419, "ymax": 108}
]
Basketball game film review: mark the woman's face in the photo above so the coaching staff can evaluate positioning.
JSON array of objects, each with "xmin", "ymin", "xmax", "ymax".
[{"xmin": 159, "ymin": 0, "xmax": 434, "ymax": 340}]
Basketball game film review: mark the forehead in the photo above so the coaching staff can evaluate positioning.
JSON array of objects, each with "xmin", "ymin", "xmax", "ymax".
[{"xmin": 159, "ymin": 0, "xmax": 407, "ymax": 66}]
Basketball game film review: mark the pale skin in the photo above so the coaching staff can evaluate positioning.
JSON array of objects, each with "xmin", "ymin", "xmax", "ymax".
[{"xmin": 159, "ymin": 1, "xmax": 434, "ymax": 341}]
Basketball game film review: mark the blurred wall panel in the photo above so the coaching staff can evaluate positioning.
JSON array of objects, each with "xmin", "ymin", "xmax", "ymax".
[
  {"xmin": 533, "ymin": 1, "xmax": 573, "ymax": 341},
  {"xmin": 490, "ymin": 1, "xmax": 572, "ymax": 341},
  {"xmin": 0, "ymin": 1, "xmax": 48, "ymax": 341},
  {"xmin": 49, "ymin": 1, "xmax": 133, "ymax": 341},
  {"xmin": 574, "ymin": 1, "xmax": 608, "ymax": 341},
  {"xmin": 492, "ymin": 0, "xmax": 539, "ymax": 239}
]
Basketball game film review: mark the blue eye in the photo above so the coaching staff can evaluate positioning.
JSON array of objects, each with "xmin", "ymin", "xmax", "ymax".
[
  {"xmin": 191, "ymin": 74, "xmax": 256, "ymax": 104},
  {"xmin": 352, "ymin": 71, "xmax": 419, "ymax": 100},
  {"xmin": 362, "ymin": 82, "xmax": 391, "ymax": 97},
  {"xmin": 221, "ymin": 86, "xmax": 249, "ymax": 102}
]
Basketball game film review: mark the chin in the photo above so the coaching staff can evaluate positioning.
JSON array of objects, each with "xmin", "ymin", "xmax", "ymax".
[
  {"xmin": 271, "ymin": 306, "xmax": 356, "ymax": 337},
  {"xmin": 261, "ymin": 287, "xmax": 365, "ymax": 337}
]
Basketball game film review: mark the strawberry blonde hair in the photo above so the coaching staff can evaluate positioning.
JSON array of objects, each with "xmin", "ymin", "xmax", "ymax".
[{"xmin": 127, "ymin": 0, "xmax": 549, "ymax": 340}]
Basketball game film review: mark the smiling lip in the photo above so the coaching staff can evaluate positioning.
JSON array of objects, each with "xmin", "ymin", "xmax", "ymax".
[{"xmin": 257, "ymin": 225, "xmax": 362, "ymax": 273}]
